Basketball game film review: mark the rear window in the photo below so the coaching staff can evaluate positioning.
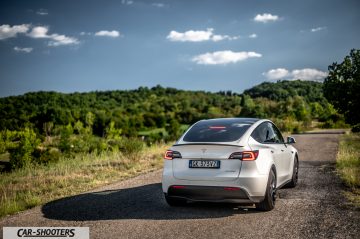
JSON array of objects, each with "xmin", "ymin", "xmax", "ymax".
[{"xmin": 183, "ymin": 119, "xmax": 253, "ymax": 142}]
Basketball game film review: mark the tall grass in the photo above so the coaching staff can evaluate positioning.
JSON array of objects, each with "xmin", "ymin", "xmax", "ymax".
[
  {"xmin": 0, "ymin": 143, "xmax": 167, "ymax": 218},
  {"xmin": 336, "ymin": 133, "xmax": 360, "ymax": 207}
]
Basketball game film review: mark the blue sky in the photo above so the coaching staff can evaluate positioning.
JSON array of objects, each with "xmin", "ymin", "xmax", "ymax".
[{"xmin": 0, "ymin": 0, "xmax": 359, "ymax": 97}]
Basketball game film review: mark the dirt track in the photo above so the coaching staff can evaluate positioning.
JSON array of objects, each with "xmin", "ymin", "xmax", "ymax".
[{"xmin": 1, "ymin": 131, "xmax": 359, "ymax": 239}]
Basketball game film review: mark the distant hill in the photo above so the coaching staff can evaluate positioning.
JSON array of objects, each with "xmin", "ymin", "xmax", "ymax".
[
  {"xmin": 243, "ymin": 80, "xmax": 325, "ymax": 102},
  {"xmin": 0, "ymin": 81, "xmax": 337, "ymax": 136}
]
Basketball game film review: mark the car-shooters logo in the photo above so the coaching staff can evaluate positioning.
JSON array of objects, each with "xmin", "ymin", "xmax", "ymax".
[{"xmin": 3, "ymin": 227, "xmax": 89, "ymax": 239}]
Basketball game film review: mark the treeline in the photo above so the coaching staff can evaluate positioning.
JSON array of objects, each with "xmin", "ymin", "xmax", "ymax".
[
  {"xmin": 0, "ymin": 80, "xmax": 344, "ymax": 135},
  {"xmin": 0, "ymin": 80, "xmax": 347, "ymax": 170}
]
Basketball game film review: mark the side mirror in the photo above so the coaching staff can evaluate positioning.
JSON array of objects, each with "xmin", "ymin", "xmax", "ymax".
[{"xmin": 287, "ymin": 136, "xmax": 296, "ymax": 144}]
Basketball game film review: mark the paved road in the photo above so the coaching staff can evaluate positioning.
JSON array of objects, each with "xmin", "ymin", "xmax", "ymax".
[{"xmin": 1, "ymin": 132, "xmax": 359, "ymax": 239}]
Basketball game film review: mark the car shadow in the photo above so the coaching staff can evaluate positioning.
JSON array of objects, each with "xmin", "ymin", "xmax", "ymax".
[{"xmin": 42, "ymin": 183, "xmax": 261, "ymax": 221}]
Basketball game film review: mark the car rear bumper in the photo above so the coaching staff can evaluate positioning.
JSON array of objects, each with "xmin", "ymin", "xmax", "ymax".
[{"xmin": 165, "ymin": 185, "xmax": 264, "ymax": 203}]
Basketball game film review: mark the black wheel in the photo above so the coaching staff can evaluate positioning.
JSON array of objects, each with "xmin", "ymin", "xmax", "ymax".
[
  {"xmin": 256, "ymin": 169, "xmax": 276, "ymax": 211},
  {"xmin": 287, "ymin": 156, "xmax": 299, "ymax": 188},
  {"xmin": 164, "ymin": 195, "xmax": 187, "ymax": 207}
]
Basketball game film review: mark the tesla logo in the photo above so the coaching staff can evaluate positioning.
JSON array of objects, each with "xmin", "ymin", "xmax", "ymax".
[{"xmin": 201, "ymin": 149, "xmax": 207, "ymax": 153}]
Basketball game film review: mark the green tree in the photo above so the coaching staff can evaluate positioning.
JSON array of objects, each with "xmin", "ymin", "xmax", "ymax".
[
  {"xmin": 323, "ymin": 49, "xmax": 360, "ymax": 127},
  {"xmin": 9, "ymin": 128, "xmax": 40, "ymax": 169},
  {"xmin": 165, "ymin": 118, "xmax": 181, "ymax": 140}
]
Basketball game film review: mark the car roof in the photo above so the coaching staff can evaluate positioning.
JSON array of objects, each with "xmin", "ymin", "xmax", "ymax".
[{"xmin": 198, "ymin": 117, "xmax": 261, "ymax": 125}]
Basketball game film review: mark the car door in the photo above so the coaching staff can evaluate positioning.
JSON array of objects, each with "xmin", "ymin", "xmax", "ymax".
[
  {"xmin": 268, "ymin": 123, "xmax": 292, "ymax": 184},
  {"xmin": 249, "ymin": 122, "xmax": 290, "ymax": 186}
]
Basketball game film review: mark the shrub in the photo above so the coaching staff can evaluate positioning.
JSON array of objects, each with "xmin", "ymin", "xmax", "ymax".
[
  {"xmin": 121, "ymin": 138, "xmax": 144, "ymax": 158},
  {"xmin": 9, "ymin": 128, "xmax": 40, "ymax": 169}
]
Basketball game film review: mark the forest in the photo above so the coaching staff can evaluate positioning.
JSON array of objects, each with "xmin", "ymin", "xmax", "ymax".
[{"xmin": 0, "ymin": 80, "xmax": 347, "ymax": 170}]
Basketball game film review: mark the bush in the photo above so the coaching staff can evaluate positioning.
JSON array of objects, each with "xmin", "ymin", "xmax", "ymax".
[
  {"xmin": 351, "ymin": 124, "xmax": 360, "ymax": 133},
  {"xmin": 121, "ymin": 138, "xmax": 144, "ymax": 158},
  {"xmin": 9, "ymin": 128, "xmax": 40, "ymax": 169},
  {"xmin": 34, "ymin": 147, "xmax": 61, "ymax": 164}
]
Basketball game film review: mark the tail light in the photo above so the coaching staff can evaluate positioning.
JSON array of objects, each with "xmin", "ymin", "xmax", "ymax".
[
  {"xmin": 229, "ymin": 150, "xmax": 259, "ymax": 161},
  {"xmin": 164, "ymin": 150, "xmax": 182, "ymax": 160}
]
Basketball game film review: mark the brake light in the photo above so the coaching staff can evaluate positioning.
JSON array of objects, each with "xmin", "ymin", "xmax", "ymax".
[
  {"xmin": 209, "ymin": 126, "xmax": 226, "ymax": 130},
  {"xmin": 224, "ymin": 187, "xmax": 240, "ymax": 191},
  {"xmin": 229, "ymin": 150, "xmax": 259, "ymax": 160},
  {"xmin": 164, "ymin": 150, "xmax": 182, "ymax": 160},
  {"xmin": 171, "ymin": 185, "xmax": 185, "ymax": 189}
]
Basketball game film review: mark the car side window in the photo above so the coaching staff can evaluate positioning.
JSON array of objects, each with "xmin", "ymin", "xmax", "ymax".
[
  {"xmin": 251, "ymin": 122, "xmax": 268, "ymax": 143},
  {"xmin": 270, "ymin": 123, "xmax": 284, "ymax": 143},
  {"xmin": 251, "ymin": 122, "xmax": 284, "ymax": 144}
]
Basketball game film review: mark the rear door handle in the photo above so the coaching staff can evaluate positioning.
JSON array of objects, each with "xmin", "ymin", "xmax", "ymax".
[
  {"xmin": 271, "ymin": 150, "xmax": 274, "ymax": 153},
  {"xmin": 281, "ymin": 149, "xmax": 284, "ymax": 152}
]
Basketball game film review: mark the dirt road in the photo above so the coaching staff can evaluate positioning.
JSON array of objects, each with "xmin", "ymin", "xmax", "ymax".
[{"xmin": 1, "ymin": 132, "xmax": 359, "ymax": 238}]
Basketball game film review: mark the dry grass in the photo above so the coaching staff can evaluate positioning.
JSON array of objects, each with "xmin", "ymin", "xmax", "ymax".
[
  {"xmin": 0, "ymin": 143, "xmax": 168, "ymax": 218},
  {"xmin": 336, "ymin": 133, "xmax": 360, "ymax": 207}
]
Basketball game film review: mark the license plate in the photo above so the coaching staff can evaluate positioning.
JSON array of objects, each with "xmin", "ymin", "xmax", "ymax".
[{"xmin": 189, "ymin": 160, "xmax": 220, "ymax": 169}]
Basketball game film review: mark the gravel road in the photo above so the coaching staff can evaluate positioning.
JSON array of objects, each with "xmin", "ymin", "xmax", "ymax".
[{"xmin": 1, "ymin": 131, "xmax": 359, "ymax": 239}]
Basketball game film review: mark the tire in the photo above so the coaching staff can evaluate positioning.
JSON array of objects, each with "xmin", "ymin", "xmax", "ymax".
[
  {"xmin": 164, "ymin": 195, "xmax": 187, "ymax": 207},
  {"xmin": 287, "ymin": 156, "xmax": 299, "ymax": 188},
  {"xmin": 256, "ymin": 169, "xmax": 277, "ymax": 211}
]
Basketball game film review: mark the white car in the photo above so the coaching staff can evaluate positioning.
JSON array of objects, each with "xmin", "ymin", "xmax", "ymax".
[{"xmin": 162, "ymin": 118, "xmax": 298, "ymax": 211}]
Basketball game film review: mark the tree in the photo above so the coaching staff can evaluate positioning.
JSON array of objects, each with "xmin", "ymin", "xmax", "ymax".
[
  {"xmin": 9, "ymin": 128, "xmax": 40, "ymax": 169},
  {"xmin": 323, "ymin": 49, "xmax": 360, "ymax": 127}
]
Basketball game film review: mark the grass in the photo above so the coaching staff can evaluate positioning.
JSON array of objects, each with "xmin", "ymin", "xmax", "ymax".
[
  {"xmin": 0, "ymin": 143, "xmax": 168, "ymax": 218},
  {"xmin": 336, "ymin": 133, "xmax": 360, "ymax": 207}
]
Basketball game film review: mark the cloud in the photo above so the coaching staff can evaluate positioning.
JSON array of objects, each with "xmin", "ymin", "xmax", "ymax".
[
  {"xmin": 263, "ymin": 68, "xmax": 328, "ymax": 81},
  {"xmin": 152, "ymin": 3, "xmax": 165, "ymax": 8},
  {"xmin": 36, "ymin": 9, "xmax": 48, "ymax": 15},
  {"xmin": 121, "ymin": 0, "xmax": 133, "ymax": 5},
  {"xmin": 249, "ymin": 33, "xmax": 257, "ymax": 38},
  {"xmin": 254, "ymin": 13, "xmax": 279, "ymax": 23},
  {"xmin": 28, "ymin": 26, "xmax": 48, "ymax": 38},
  {"xmin": 167, "ymin": 28, "xmax": 239, "ymax": 42},
  {"xmin": 28, "ymin": 26, "xmax": 79, "ymax": 46},
  {"xmin": 95, "ymin": 30, "xmax": 120, "ymax": 38},
  {"xmin": 311, "ymin": 26, "xmax": 326, "ymax": 32},
  {"xmin": 192, "ymin": 50, "xmax": 262, "ymax": 65},
  {"xmin": 0, "ymin": 24, "xmax": 30, "ymax": 40},
  {"xmin": 14, "ymin": 46, "xmax": 33, "ymax": 53},
  {"xmin": 263, "ymin": 68, "xmax": 289, "ymax": 80},
  {"xmin": 48, "ymin": 34, "xmax": 79, "ymax": 46},
  {"xmin": 291, "ymin": 68, "xmax": 328, "ymax": 81}
]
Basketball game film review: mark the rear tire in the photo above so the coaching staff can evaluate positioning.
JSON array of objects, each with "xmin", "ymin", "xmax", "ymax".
[
  {"xmin": 287, "ymin": 156, "xmax": 299, "ymax": 188},
  {"xmin": 164, "ymin": 195, "xmax": 187, "ymax": 207},
  {"xmin": 256, "ymin": 169, "xmax": 276, "ymax": 211}
]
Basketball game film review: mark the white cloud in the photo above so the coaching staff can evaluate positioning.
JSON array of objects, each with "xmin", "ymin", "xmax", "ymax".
[
  {"xmin": 36, "ymin": 9, "xmax": 48, "ymax": 15},
  {"xmin": 249, "ymin": 33, "xmax": 257, "ymax": 38},
  {"xmin": 167, "ymin": 28, "xmax": 213, "ymax": 42},
  {"xmin": 291, "ymin": 68, "xmax": 328, "ymax": 81},
  {"xmin": 28, "ymin": 26, "xmax": 49, "ymax": 38},
  {"xmin": 14, "ymin": 46, "xmax": 33, "ymax": 53},
  {"xmin": 95, "ymin": 30, "xmax": 120, "ymax": 37},
  {"xmin": 167, "ymin": 28, "xmax": 238, "ymax": 42},
  {"xmin": 263, "ymin": 68, "xmax": 289, "ymax": 80},
  {"xmin": 254, "ymin": 13, "xmax": 279, "ymax": 23},
  {"xmin": 121, "ymin": 0, "xmax": 133, "ymax": 5},
  {"xmin": 263, "ymin": 68, "xmax": 328, "ymax": 81},
  {"xmin": 48, "ymin": 34, "xmax": 79, "ymax": 46},
  {"xmin": 0, "ymin": 24, "xmax": 30, "ymax": 40},
  {"xmin": 192, "ymin": 50, "xmax": 262, "ymax": 65},
  {"xmin": 28, "ymin": 26, "xmax": 79, "ymax": 46},
  {"xmin": 152, "ymin": 3, "xmax": 165, "ymax": 8},
  {"xmin": 311, "ymin": 26, "xmax": 326, "ymax": 32}
]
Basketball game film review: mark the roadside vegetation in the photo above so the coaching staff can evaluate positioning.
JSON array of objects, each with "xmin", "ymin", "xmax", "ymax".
[
  {"xmin": 0, "ymin": 143, "xmax": 167, "ymax": 218},
  {"xmin": 337, "ymin": 133, "xmax": 360, "ymax": 207}
]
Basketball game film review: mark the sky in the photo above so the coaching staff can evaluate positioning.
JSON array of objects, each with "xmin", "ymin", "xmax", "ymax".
[{"xmin": 0, "ymin": 0, "xmax": 359, "ymax": 97}]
